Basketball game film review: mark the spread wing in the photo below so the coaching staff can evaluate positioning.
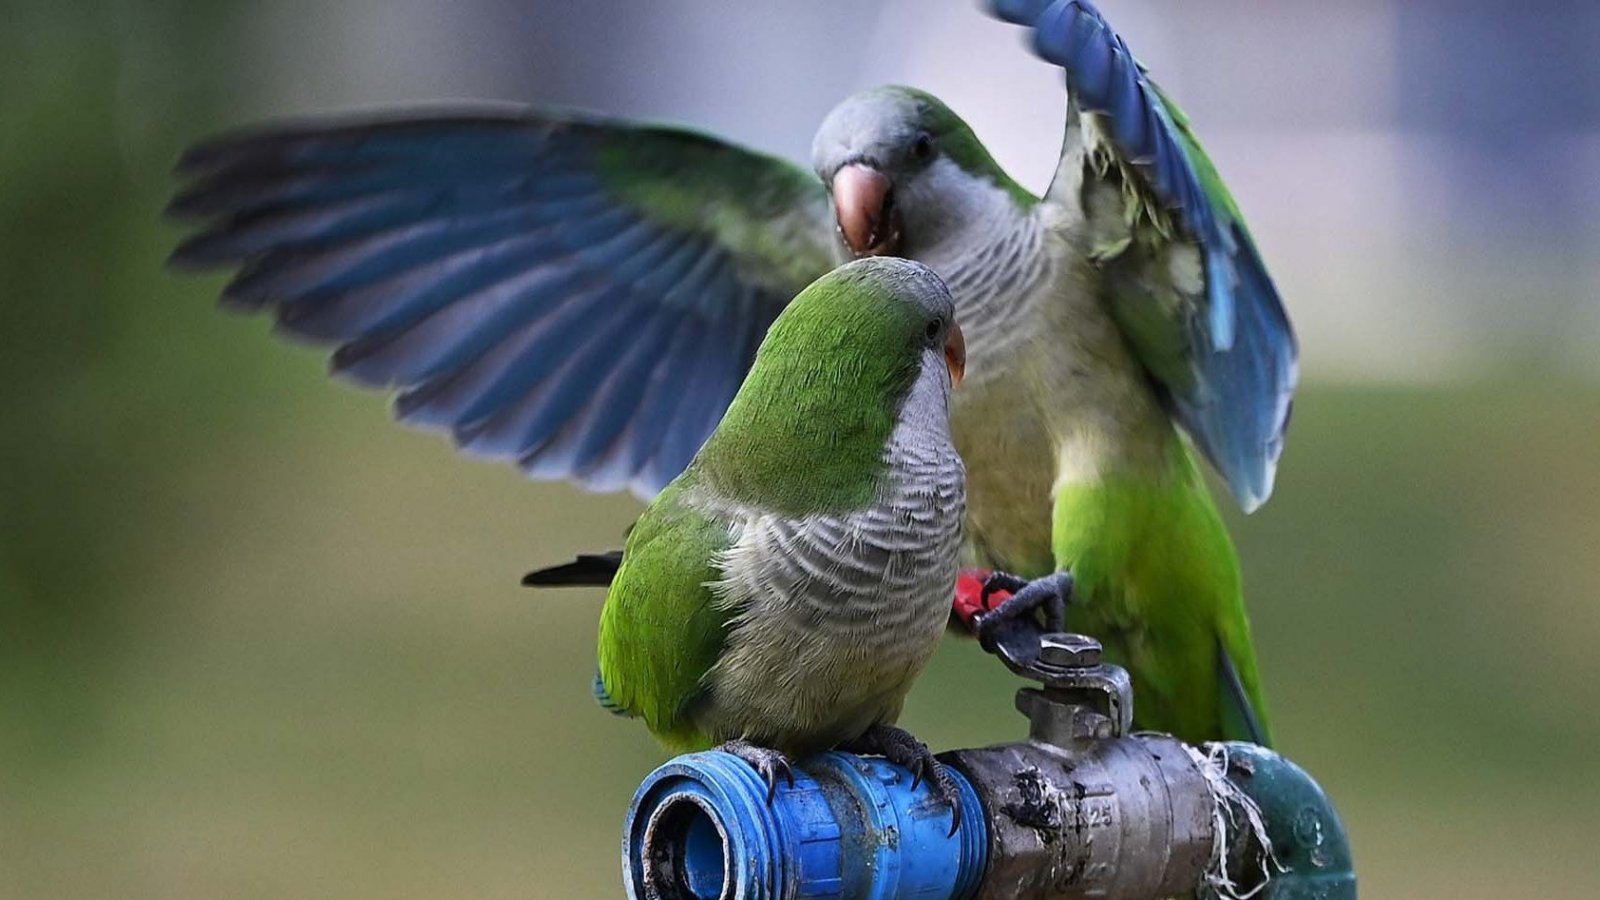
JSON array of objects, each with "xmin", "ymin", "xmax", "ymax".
[
  {"xmin": 994, "ymin": 0, "xmax": 1298, "ymax": 511},
  {"xmin": 169, "ymin": 105, "xmax": 837, "ymax": 498}
]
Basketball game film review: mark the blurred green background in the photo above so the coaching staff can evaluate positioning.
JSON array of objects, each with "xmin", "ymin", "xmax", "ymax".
[{"xmin": 3, "ymin": 2, "xmax": 1599, "ymax": 898}]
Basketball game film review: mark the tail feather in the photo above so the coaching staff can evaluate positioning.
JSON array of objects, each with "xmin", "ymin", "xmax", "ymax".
[
  {"xmin": 521, "ymin": 550, "xmax": 623, "ymax": 587},
  {"xmin": 1217, "ymin": 640, "xmax": 1271, "ymax": 747},
  {"xmin": 592, "ymin": 670, "xmax": 631, "ymax": 717}
]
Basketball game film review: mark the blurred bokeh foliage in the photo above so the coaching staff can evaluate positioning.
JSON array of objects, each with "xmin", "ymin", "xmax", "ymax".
[
  {"xmin": 2, "ymin": 2, "xmax": 1598, "ymax": 898},
  {"xmin": 1, "ymin": 1, "xmax": 244, "ymax": 754}
]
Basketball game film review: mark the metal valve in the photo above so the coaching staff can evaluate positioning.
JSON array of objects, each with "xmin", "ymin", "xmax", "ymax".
[
  {"xmin": 946, "ymin": 631, "xmax": 1214, "ymax": 899},
  {"xmin": 621, "ymin": 625, "xmax": 1356, "ymax": 899}
]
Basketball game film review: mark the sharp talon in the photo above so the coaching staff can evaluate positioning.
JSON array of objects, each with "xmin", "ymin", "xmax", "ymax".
[
  {"xmin": 720, "ymin": 740, "xmax": 796, "ymax": 806},
  {"xmin": 973, "ymin": 569, "xmax": 1075, "ymax": 651},
  {"xmin": 767, "ymin": 757, "xmax": 796, "ymax": 804},
  {"xmin": 930, "ymin": 763, "xmax": 964, "ymax": 837},
  {"xmin": 980, "ymin": 571, "xmax": 1025, "ymax": 609},
  {"xmin": 841, "ymin": 725, "xmax": 961, "ymax": 835}
]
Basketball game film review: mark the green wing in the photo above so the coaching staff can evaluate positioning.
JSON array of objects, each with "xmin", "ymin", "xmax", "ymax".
[
  {"xmin": 1052, "ymin": 445, "xmax": 1272, "ymax": 746},
  {"xmin": 596, "ymin": 481, "xmax": 735, "ymax": 751},
  {"xmin": 169, "ymin": 105, "xmax": 837, "ymax": 499}
]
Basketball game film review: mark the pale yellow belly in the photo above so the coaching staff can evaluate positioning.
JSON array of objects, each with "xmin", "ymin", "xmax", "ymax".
[{"xmin": 950, "ymin": 373, "xmax": 1056, "ymax": 576}]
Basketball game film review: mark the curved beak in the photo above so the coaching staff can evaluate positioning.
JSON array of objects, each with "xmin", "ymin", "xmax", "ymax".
[
  {"xmin": 944, "ymin": 321, "xmax": 966, "ymax": 387},
  {"xmin": 831, "ymin": 164, "xmax": 899, "ymax": 257}
]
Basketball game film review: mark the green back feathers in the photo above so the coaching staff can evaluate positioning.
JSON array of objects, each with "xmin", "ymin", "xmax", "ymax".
[{"xmin": 694, "ymin": 260, "xmax": 935, "ymax": 516}]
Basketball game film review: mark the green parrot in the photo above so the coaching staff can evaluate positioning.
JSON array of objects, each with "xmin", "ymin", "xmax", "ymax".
[
  {"xmin": 810, "ymin": 1, "xmax": 1295, "ymax": 747},
  {"xmin": 596, "ymin": 257, "xmax": 969, "ymax": 815},
  {"xmin": 170, "ymin": 2, "xmax": 1290, "ymax": 746}
]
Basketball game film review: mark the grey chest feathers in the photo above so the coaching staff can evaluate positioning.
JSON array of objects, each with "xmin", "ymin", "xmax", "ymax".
[{"xmin": 693, "ymin": 427, "xmax": 966, "ymax": 757}]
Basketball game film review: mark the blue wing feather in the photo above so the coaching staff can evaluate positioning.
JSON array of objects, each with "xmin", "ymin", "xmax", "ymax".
[
  {"xmin": 557, "ymin": 308, "xmax": 690, "ymax": 484},
  {"xmin": 476, "ymin": 292, "xmax": 665, "ymax": 458},
  {"xmin": 271, "ymin": 226, "xmax": 571, "ymax": 342},
  {"xmin": 244, "ymin": 194, "xmax": 615, "ymax": 324},
  {"xmin": 994, "ymin": 0, "xmax": 1298, "ymax": 511},
  {"xmin": 641, "ymin": 299, "xmax": 755, "ymax": 492},
  {"xmin": 612, "ymin": 314, "xmax": 717, "ymax": 490},
  {"xmin": 580, "ymin": 250, "xmax": 735, "ymax": 490},
  {"xmin": 392, "ymin": 277, "xmax": 620, "ymax": 433},
  {"xmin": 171, "ymin": 107, "xmax": 833, "ymax": 498},
  {"xmin": 509, "ymin": 311, "xmax": 676, "ymax": 481},
  {"xmin": 991, "ymin": 0, "xmax": 1053, "ymax": 24},
  {"xmin": 330, "ymin": 259, "xmax": 607, "ymax": 388}
]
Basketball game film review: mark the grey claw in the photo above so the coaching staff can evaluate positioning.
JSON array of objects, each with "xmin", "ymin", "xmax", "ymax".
[
  {"xmin": 931, "ymin": 763, "xmax": 964, "ymax": 838},
  {"xmin": 981, "ymin": 571, "xmax": 1028, "ymax": 606},
  {"xmin": 975, "ymin": 570, "xmax": 1074, "ymax": 647},
  {"xmin": 841, "ymin": 725, "xmax": 962, "ymax": 835},
  {"xmin": 719, "ymin": 740, "xmax": 797, "ymax": 806}
]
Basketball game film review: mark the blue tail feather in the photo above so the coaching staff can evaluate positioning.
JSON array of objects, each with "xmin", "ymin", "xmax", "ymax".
[
  {"xmin": 1217, "ymin": 641, "xmax": 1269, "ymax": 747},
  {"xmin": 593, "ymin": 670, "xmax": 630, "ymax": 718}
]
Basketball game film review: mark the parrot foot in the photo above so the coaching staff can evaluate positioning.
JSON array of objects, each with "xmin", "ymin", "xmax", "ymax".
[
  {"xmin": 842, "ymin": 725, "xmax": 962, "ymax": 836},
  {"xmin": 974, "ymin": 570, "xmax": 1074, "ymax": 653},
  {"xmin": 951, "ymin": 567, "xmax": 998, "ymax": 631},
  {"xmin": 719, "ymin": 740, "xmax": 796, "ymax": 804}
]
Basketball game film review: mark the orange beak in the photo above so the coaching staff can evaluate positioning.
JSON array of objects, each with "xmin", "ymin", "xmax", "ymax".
[
  {"xmin": 832, "ymin": 164, "xmax": 898, "ymax": 256},
  {"xmin": 945, "ymin": 321, "xmax": 966, "ymax": 387}
]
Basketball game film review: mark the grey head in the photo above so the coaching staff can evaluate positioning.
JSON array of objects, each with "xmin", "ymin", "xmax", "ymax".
[{"xmin": 811, "ymin": 86, "xmax": 1032, "ymax": 259}]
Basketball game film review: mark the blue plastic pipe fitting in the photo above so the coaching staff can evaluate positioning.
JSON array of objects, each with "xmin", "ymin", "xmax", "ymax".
[{"xmin": 623, "ymin": 750, "xmax": 987, "ymax": 899}]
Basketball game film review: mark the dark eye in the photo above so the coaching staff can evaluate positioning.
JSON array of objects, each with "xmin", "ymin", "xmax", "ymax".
[
  {"xmin": 911, "ymin": 133, "xmax": 935, "ymax": 162},
  {"xmin": 925, "ymin": 317, "xmax": 943, "ymax": 341}
]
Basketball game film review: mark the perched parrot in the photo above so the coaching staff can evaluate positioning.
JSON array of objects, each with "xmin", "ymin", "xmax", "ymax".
[
  {"xmin": 596, "ymin": 258, "xmax": 968, "ymax": 818},
  {"xmin": 169, "ymin": 0, "xmax": 1292, "ymax": 747}
]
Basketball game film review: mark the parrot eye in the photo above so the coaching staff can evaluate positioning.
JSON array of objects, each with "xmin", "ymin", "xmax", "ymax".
[
  {"xmin": 925, "ymin": 317, "xmax": 944, "ymax": 341},
  {"xmin": 911, "ymin": 133, "xmax": 935, "ymax": 163}
]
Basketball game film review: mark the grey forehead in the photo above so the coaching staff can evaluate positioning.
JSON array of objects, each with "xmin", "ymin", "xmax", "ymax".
[
  {"xmin": 841, "ymin": 257, "xmax": 955, "ymax": 318},
  {"xmin": 893, "ymin": 262, "xmax": 956, "ymax": 319},
  {"xmin": 811, "ymin": 92, "xmax": 925, "ymax": 170}
]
